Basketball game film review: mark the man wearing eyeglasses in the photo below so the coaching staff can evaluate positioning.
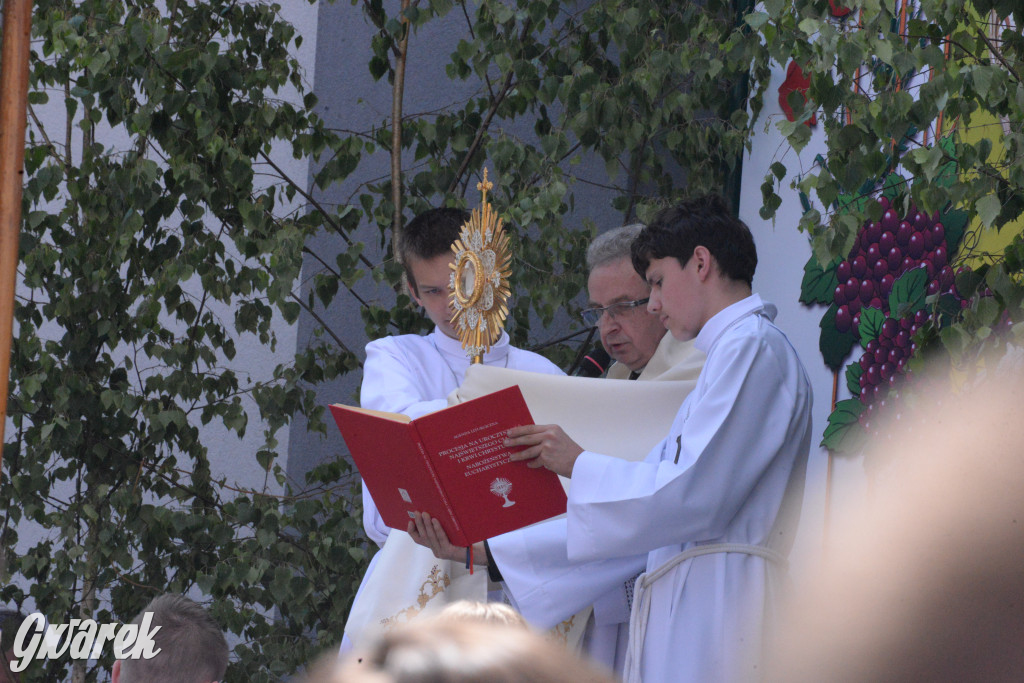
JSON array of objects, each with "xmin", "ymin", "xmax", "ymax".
[
  {"xmin": 576, "ymin": 225, "xmax": 705, "ymax": 673},
  {"xmin": 584, "ymin": 225, "xmax": 704, "ymax": 382}
]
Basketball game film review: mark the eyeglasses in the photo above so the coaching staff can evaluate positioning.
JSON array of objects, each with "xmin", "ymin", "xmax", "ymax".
[{"xmin": 581, "ymin": 298, "xmax": 650, "ymax": 327}]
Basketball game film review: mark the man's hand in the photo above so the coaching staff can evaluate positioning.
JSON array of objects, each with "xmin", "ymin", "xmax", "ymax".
[
  {"xmin": 505, "ymin": 424, "xmax": 583, "ymax": 478},
  {"xmin": 408, "ymin": 512, "xmax": 465, "ymax": 563}
]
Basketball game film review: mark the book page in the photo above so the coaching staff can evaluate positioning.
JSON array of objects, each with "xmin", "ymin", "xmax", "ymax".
[{"xmin": 331, "ymin": 404, "xmax": 412, "ymax": 423}]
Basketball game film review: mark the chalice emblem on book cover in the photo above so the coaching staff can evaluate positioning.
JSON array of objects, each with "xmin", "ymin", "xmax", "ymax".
[{"xmin": 489, "ymin": 477, "xmax": 516, "ymax": 507}]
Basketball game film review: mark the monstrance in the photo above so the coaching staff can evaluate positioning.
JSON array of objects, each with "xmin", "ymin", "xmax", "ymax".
[{"xmin": 449, "ymin": 168, "xmax": 512, "ymax": 363}]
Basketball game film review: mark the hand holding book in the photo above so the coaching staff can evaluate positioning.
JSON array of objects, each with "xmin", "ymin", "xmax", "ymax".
[
  {"xmin": 331, "ymin": 386, "xmax": 567, "ymax": 547},
  {"xmin": 504, "ymin": 424, "xmax": 584, "ymax": 477},
  {"xmin": 408, "ymin": 511, "xmax": 486, "ymax": 565}
]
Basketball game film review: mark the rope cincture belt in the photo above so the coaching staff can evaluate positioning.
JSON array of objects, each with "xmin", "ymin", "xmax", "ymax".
[{"xmin": 623, "ymin": 543, "xmax": 788, "ymax": 683}]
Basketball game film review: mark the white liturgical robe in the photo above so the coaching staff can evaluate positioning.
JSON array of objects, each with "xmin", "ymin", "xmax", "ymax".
[
  {"xmin": 605, "ymin": 329, "xmax": 704, "ymax": 382},
  {"xmin": 342, "ymin": 327, "xmax": 562, "ymax": 649},
  {"xmin": 489, "ymin": 295, "xmax": 813, "ymax": 682},
  {"xmin": 359, "ymin": 327, "xmax": 563, "ymax": 545}
]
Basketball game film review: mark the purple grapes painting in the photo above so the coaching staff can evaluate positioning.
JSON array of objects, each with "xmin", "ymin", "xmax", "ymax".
[{"xmin": 800, "ymin": 179, "xmax": 971, "ymax": 453}]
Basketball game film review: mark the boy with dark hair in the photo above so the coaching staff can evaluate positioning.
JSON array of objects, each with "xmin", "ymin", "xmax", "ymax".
[
  {"xmin": 359, "ymin": 206, "xmax": 563, "ymax": 544},
  {"xmin": 342, "ymin": 206, "xmax": 562, "ymax": 650},
  {"xmin": 631, "ymin": 193, "xmax": 758, "ymax": 287},
  {"xmin": 411, "ymin": 194, "xmax": 813, "ymax": 682},
  {"xmin": 396, "ymin": 207, "xmax": 469, "ymax": 295}
]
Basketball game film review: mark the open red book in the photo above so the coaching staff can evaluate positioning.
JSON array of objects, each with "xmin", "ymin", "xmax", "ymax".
[{"xmin": 330, "ymin": 385, "xmax": 567, "ymax": 547}]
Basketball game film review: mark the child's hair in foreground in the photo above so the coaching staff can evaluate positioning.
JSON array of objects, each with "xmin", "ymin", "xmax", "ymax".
[
  {"xmin": 309, "ymin": 618, "xmax": 618, "ymax": 683},
  {"xmin": 434, "ymin": 600, "xmax": 529, "ymax": 629},
  {"xmin": 631, "ymin": 193, "xmax": 757, "ymax": 286},
  {"xmin": 397, "ymin": 207, "xmax": 471, "ymax": 295}
]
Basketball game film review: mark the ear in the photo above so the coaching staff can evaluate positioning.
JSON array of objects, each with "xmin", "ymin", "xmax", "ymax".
[
  {"xmin": 402, "ymin": 272, "xmax": 423, "ymax": 307},
  {"xmin": 692, "ymin": 246, "xmax": 714, "ymax": 282},
  {"xmin": 112, "ymin": 660, "xmax": 121, "ymax": 683}
]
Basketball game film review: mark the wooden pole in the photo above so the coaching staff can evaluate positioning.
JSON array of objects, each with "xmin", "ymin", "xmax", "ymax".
[{"xmin": 0, "ymin": 0, "xmax": 34, "ymax": 476}]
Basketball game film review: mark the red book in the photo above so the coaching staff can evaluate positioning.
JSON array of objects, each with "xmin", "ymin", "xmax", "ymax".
[{"xmin": 330, "ymin": 385, "xmax": 567, "ymax": 547}]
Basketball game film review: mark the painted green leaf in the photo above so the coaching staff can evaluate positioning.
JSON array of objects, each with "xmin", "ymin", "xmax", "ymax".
[
  {"xmin": 846, "ymin": 361, "xmax": 863, "ymax": 395},
  {"xmin": 800, "ymin": 255, "xmax": 840, "ymax": 305},
  {"xmin": 888, "ymin": 268, "xmax": 928, "ymax": 319},
  {"xmin": 835, "ymin": 190, "xmax": 869, "ymax": 216},
  {"xmin": 821, "ymin": 397, "xmax": 866, "ymax": 452},
  {"xmin": 942, "ymin": 207, "xmax": 968, "ymax": 254},
  {"xmin": 859, "ymin": 306, "xmax": 886, "ymax": 347},
  {"xmin": 934, "ymin": 134, "xmax": 958, "ymax": 189},
  {"xmin": 820, "ymin": 303, "xmax": 857, "ymax": 371},
  {"xmin": 881, "ymin": 173, "xmax": 906, "ymax": 201}
]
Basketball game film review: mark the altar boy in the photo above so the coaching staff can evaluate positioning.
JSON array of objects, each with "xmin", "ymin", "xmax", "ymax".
[
  {"xmin": 358, "ymin": 207, "xmax": 562, "ymax": 544},
  {"xmin": 341, "ymin": 207, "xmax": 561, "ymax": 650},
  {"xmin": 411, "ymin": 194, "xmax": 813, "ymax": 682}
]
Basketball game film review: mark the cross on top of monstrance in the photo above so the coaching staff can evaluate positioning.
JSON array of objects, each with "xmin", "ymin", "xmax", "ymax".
[{"xmin": 449, "ymin": 167, "xmax": 512, "ymax": 364}]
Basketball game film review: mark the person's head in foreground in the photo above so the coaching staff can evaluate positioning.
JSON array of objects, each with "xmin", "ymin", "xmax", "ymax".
[
  {"xmin": 585, "ymin": 223, "xmax": 668, "ymax": 372},
  {"xmin": 632, "ymin": 193, "xmax": 757, "ymax": 341},
  {"xmin": 766, "ymin": 356, "xmax": 1024, "ymax": 682},
  {"xmin": 0, "ymin": 609, "xmax": 26, "ymax": 683},
  {"xmin": 396, "ymin": 207, "xmax": 471, "ymax": 339},
  {"xmin": 434, "ymin": 600, "xmax": 528, "ymax": 629},
  {"xmin": 112, "ymin": 594, "xmax": 228, "ymax": 683},
  {"xmin": 311, "ymin": 618, "xmax": 616, "ymax": 683}
]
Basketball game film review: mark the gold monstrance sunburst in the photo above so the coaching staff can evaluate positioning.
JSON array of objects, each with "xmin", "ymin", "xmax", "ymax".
[{"xmin": 449, "ymin": 168, "xmax": 512, "ymax": 363}]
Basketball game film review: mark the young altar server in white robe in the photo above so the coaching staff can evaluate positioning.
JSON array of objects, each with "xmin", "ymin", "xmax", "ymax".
[
  {"xmin": 341, "ymin": 208, "xmax": 562, "ymax": 650},
  {"xmin": 579, "ymin": 222, "xmax": 705, "ymax": 675},
  {"xmin": 410, "ymin": 194, "xmax": 814, "ymax": 682}
]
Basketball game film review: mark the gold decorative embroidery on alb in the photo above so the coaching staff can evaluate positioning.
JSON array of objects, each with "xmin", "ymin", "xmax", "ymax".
[
  {"xmin": 379, "ymin": 564, "xmax": 451, "ymax": 629},
  {"xmin": 549, "ymin": 613, "xmax": 577, "ymax": 644}
]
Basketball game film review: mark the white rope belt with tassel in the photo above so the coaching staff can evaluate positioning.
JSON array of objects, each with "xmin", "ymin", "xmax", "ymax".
[{"xmin": 623, "ymin": 542, "xmax": 787, "ymax": 683}]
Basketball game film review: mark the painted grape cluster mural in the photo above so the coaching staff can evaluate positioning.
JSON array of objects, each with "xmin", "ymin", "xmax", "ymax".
[
  {"xmin": 774, "ymin": 1, "xmax": 1024, "ymax": 456},
  {"xmin": 800, "ymin": 171, "xmax": 971, "ymax": 452}
]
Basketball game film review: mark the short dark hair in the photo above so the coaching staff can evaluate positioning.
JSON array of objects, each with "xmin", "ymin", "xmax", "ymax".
[
  {"xmin": 0, "ymin": 609, "xmax": 26, "ymax": 653},
  {"xmin": 118, "ymin": 595, "xmax": 228, "ymax": 683},
  {"xmin": 397, "ymin": 207, "xmax": 471, "ymax": 295},
  {"xmin": 631, "ymin": 194, "xmax": 757, "ymax": 286}
]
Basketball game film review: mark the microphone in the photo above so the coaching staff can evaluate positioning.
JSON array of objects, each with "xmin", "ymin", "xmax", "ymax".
[{"xmin": 573, "ymin": 345, "xmax": 611, "ymax": 378}]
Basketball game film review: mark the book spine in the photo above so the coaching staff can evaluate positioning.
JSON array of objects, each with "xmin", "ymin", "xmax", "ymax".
[{"xmin": 414, "ymin": 433, "xmax": 465, "ymax": 545}]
